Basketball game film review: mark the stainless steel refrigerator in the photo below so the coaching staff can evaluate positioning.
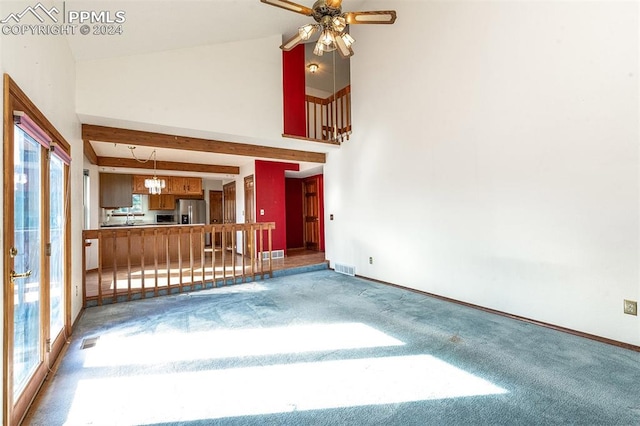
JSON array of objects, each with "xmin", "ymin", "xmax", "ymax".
[{"xmin": 177, "ymin": 199, "xmax": 206, "ymax": 224}]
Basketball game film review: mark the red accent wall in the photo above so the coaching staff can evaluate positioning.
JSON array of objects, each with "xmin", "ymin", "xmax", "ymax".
[
  {"xmin": 285, "ymin": 178, "xmax": 304, "ymax": 249},
  {"xmin": 255, "ymin": 160, "xmax": 300, "ymax": 253},
  {"xmin": 282, "ymin": 44, "xmax": 306, "ymax": 137}
]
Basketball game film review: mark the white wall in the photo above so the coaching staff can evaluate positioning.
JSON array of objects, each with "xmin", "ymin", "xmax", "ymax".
[
  {"xmin": 325, "ymin": 1, "xmax": 640, "ymax": 345},
  {"xmin": 1, "ymin": 12, "xmax": 83, "ymax": 412},
  {"xmin": 76, "ymin": 35, "xmax": 283, "ymax": 143}
]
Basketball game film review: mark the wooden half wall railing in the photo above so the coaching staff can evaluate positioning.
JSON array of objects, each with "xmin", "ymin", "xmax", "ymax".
[
  {"xmin": 306, "ymin": 85, "xmax": 351, "ymax": 142},
  {"xmin": 82, "ymin": 222, "xmax": 275, "ymax": 307}
]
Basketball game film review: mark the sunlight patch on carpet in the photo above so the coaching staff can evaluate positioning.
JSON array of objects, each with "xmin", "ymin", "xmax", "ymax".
[
  {"xmin": 67, "ymin": 354, "xmax": 507, "ymax": 424},
  {"xmin": 82, "ymin": 322, "xmax": 405, "ymax": 367}
]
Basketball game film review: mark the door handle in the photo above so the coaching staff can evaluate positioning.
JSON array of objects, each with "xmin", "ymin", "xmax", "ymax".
[{"xmin": 10, "ymin": 269, "xmax": 32, "ymax": 283}]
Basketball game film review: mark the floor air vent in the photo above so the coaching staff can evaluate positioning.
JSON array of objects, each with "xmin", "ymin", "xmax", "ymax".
[
  {"xmin": 261, "ymin": 250, "xmax": 285, "ymax": 260},
  {"xmin": 335, "ymin": 263, "xmax": 356, "ymax": 276},
  {"xmin": 81, "ymin": 336, "xmax": 99, "ymax": 349}
]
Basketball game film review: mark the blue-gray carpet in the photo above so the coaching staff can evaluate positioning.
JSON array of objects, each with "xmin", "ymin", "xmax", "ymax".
[{"xmin": 28, "ymin": 270, "xmax": 640, "ymax": 425}]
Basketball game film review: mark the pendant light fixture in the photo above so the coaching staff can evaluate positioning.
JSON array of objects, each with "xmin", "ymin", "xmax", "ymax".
[{"xmin": 128, "ymin": 146, "xmax": 166, "ymax": 194}]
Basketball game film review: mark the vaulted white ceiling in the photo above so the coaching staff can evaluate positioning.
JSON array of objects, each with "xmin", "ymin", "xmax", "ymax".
[
  {"xmin": 68, "ymin": 0, "xmax": 376, "ymax": 177},
  {"xmin": 65, "ymin": 0, "xmax": 369, "ymax": 61}
]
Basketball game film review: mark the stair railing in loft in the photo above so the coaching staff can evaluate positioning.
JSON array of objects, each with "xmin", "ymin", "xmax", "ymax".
[{"xmin": 305, "ymin": 85, "xmax": 351, "ymax": 143}]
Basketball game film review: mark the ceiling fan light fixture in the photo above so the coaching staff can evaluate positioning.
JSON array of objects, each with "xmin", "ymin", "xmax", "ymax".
[
  {"xmin": 313, "ymin": 41, "xmax": 325, "ymax": 56},
  {"xmin": 341, "ymin": 32, "xmax": 355, "ymax": 48},
  {"xmin": 262, "ymin": 0, "xmax": 396, "ymax": 58},
  {"xmin": 319, "ymin": 29, "xmax": 337, "ymax": 50},
  {"xmin": 331, "ymin": 16, "xmax": 346, "ymax": 32},
  {"xmin": 299, "ymin": 23, "xmax": 318, "ymax": 40},
  {"xmin": 335, "ymin": 33, "xmax": 353, "ymax": 58}
]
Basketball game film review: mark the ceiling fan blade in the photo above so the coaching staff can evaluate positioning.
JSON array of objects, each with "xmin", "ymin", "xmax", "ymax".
[
  {"xmin": 260, "ymin": 0, "xmax": 313, "ymax": 16},
  {"xmin": 280, "ymin": 32, "xmax": 304, "ymax": 51},
  {"xmin": 344, "ymin": 10, "xmax": 397, "ymax": 24}
]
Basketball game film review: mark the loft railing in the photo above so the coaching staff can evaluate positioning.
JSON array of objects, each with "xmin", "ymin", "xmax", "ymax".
[
  {"xmin": 81, "ymin": 222, "xmax": 275, "ymax": 307},
  {"xmin": 306, "ymin": 85, "xmax": 351, "ymax": 142}
]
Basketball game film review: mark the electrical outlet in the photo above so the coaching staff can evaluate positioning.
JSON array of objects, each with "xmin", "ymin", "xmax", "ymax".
[
  {"xmin": 369, "ymin": 257, "xmax": 373, "ymax": 264},
  {"xmin": 623, "ymin": 299, "xmax": 637, "ymax": 316}
]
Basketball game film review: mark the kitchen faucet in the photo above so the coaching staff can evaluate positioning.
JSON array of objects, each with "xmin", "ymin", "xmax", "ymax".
[{"xmin": 126, "ymin": 209, "xmax": 134, "ymax": 225}]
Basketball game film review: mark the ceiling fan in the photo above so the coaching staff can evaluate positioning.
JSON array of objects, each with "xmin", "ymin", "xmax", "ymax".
[{"xmin": 260, "ymin": 0, "xmax": 397, "ymax": 58}]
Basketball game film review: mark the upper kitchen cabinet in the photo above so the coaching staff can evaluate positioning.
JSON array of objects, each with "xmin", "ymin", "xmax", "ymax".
[
  {"xmin": 170, "ymin": 177, "xmax": 202, "ymax": 195},
  {"xmin": 133, "ymin": 175, "xmax": 202, "ymax": 196},
  {"xmin": 132, "ymin": 175, "xmax": 151, "ymax": 194},
  {"xmin": 100, "ymin": 173, "xmax": 133, "ymax": 208}
]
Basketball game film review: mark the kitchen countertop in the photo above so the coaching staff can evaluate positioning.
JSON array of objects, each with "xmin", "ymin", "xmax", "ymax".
[{"xmin": 99, "ymin": 222, "xmax": 180, "ymax": 228}]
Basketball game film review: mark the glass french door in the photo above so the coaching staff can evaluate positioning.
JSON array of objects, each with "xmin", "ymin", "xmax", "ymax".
[
  {"xmin": 11, "ymin": 125, "xmax": 43, "ymax": 400},
  {"xmin": 49, "ymin": 153, "xmax": 66, "ymax": 347},
  {"xmin": 4, "ymin": 86, "xmax": 70, "ymax": 425}
]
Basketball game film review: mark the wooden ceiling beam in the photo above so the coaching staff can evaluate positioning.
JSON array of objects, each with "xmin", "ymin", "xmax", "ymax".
[
  {"xmin": 83, "ymin": 124, "xmax": 326, "ymax": 164},
  {"xmin": 97, "ymin": 156, "xmax": 240, "ymax": 175},
  {"xmin": 83, "ymin": 139, "xmax": 98, "ymax": 164}
]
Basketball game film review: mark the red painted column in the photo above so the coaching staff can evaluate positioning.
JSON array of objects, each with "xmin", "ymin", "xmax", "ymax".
[{"xmin": 282, "ymin": 44, "xmax": 306, "ymax": 137}]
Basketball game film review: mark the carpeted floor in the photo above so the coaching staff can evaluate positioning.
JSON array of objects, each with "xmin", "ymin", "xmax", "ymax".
[{"xmin": 26, "ymin": 270, "xmax": 640, "ymax": 425}]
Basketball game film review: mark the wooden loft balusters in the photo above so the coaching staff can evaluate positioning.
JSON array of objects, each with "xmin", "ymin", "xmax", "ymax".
[
  {"xmin": 305, "ymin": 85, "xmax": 351, "ymax": 143},
  {"xmin": 81, "ymin": 223, "xmax": 275, "ymax": 306}
]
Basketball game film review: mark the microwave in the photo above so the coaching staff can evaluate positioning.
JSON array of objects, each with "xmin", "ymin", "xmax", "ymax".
[{"xmin": 155, "ymin": 214, "xmax": 175, "ymax": 224}]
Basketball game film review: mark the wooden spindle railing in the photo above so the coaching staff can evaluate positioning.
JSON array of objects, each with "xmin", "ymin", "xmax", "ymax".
[
  {"xmin": 305, "ymin": 85, "xmax": 351, "ymax": 142},
  {"xmin": 81, "ymin": 223, "xmax": 275, "ymax": 307}
]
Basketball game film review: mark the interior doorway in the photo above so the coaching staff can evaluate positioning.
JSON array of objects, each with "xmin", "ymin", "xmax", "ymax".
[
  {"xmin": 285, "ymin": 174, "xmax": 325, "ymax": 253},
  {"xmin": 303, "ymin": 176, "xmax": 321, "ymax": 251}
]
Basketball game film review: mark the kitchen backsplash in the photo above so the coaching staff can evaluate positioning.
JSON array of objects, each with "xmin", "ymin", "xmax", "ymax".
[{"xmin": 101, "ymin": 194, "xmax": 175, "ymax": 226}]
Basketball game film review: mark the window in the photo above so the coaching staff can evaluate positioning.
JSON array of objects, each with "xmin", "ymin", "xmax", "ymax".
[
  {"xmin": 83, "ymin": 169, "xmax": 90, "ymax": 229},
  {"xmin": 112, "ymin": 194, "xmax": 143, "ymax": 215}
]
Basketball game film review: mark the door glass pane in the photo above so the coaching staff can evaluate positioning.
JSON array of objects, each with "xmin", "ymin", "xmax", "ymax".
[
  {"xmin": 13, "ymin": 126, "xmax": 42, "ymax": 397},
  {"xmin": 50, "ymin": 154, "xmax": 65, "ymax": 336}
]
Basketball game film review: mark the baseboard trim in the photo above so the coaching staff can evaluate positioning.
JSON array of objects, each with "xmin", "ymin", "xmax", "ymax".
[{"xmin": 352, "ymin": 273, "xmax": 640, "ymax": 353}]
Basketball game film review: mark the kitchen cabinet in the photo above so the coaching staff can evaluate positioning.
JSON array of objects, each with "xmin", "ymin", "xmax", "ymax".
[
  {"xmin": 100, "ymin": 173, "xmax": 133, "ymax": 208},
  {"xmin": 132, "ymin": 175, "xmax": 151, "ymax": 194},
  {"xmin": 149, "ymin": 194, "xmax": 176, "ymax": 210},
  {"xmin": 133, "ymin": 175, "xmax": 172, "ymax": 194},
  {"xmin": 131, "ymin": 175, "xmax": 203, "ymax": 196},
  {"xmin": 170, "ymin": 177, "xmax": 202, "ymax": 195}
]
